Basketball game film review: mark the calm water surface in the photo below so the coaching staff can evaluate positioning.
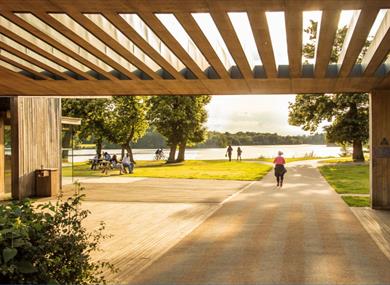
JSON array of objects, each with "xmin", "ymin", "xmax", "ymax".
[{"xmin": 66, "ymin": 144, "xmax": 342, "ymax": 162}]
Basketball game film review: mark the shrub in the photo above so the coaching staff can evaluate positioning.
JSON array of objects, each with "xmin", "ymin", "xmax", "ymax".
[{"xmin": 0, "ymin": 185, "xmax": 115, "ymax": 284}]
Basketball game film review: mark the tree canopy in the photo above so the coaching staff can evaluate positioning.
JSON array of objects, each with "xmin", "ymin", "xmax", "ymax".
[{"xmin": 148, "ymin": 95, "xmax": 210, "ymax": 162}]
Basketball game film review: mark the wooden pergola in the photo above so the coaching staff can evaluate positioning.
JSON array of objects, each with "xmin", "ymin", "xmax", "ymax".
[{"xmin": 0, "ymin": 0, "xmax": 389, "ymax": 208}]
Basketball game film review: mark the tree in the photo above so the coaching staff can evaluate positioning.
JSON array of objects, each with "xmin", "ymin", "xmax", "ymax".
[
  {"xmin": 148, "ymin": 95, "xmax": 211, "ymax": 163},
  {"xmin": 289, "ymin": 93, "xmax": 368, "ymax": 161},
  {"xmin": 62, "ymin": 99, "xmax": 109, "ymax": 156},
  {"xmin": 289, "ymin": 21, "xmax": 369, "ymax": 161},
  {"xmin": 104, "ymin": 96, "xmax": 149, "ymax": 162}
]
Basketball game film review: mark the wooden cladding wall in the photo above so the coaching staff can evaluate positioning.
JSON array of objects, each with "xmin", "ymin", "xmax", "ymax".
[
  {"xmin": 11, "ymin": 97, "xmax": 61, "ymax": 199},
  {"xmin": 0, "ymin": 114, "xmax": 4, "ymax": 196},
  {"xmin": 370, "ymin": 90, "xmax": 390, "ymax": 210}
]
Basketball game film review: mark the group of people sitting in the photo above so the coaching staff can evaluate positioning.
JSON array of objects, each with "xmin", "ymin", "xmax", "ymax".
[{"xmin": 91, "ymin": 152, "xmax": 134, "ymax": 175}]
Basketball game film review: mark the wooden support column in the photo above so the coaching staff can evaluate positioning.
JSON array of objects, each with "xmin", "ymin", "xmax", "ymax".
[
  {"xmin": 11, "ymin": 97, "xmax": 61, "ymax": 199},
  {"xmin": 0, "ymin": 113, "xmax": 4, "ymax": 195},
  {"xmin": 370, "ymin": 89, "xmax": 390, "ymax": 209}
]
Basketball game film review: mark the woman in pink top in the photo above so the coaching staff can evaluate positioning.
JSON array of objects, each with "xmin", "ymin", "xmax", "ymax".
[{"xmin": 273, "ymin": 151, "xmax": 287, "ymax": 187}]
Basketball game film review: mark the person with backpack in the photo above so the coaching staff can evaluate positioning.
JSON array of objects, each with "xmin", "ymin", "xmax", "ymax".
[{"xmin": 273, "ymin": 151, "xmax": 287, "ymax": 187}]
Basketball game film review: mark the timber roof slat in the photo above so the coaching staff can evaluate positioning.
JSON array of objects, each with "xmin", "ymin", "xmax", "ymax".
[
  {"xmin": 247, "ymin": 10, "xmax": 278, "ymax": 78},
  {"xmin": 102, "ymin": 12, "xmax": 184, "ymax": 80},
  {"xmin": 285, "ymin": 9, "xmax": 303, "ymax": 78},
  {"xmin": 209, "ymin": 7, "xmax": 253, "ymax": 79},
  {"xmin": 0, "ymin": 23, "xmax": 90, "ymax": 80},
  {"xmin": 33, "ymin": 11, "xmax": 140, "ymax": 80},
  {"xmin": 137, "ymin": 11, "xmax": 208, "ymax": 80},
  {"xmin": 0, "ymin": 54, "xmax": 51, "ymax": 80},
  {"xmin": 174, "ymin": 12, "xmax": 230, "ymax": 80},
  {"xmin": 314, "ymin": 9, "xmax": 340, "ymax": 78},
  {"xmin": 1, "ymin": 12, "xmax": 119, "ymax": 81},
  {"xmin": 362, "ymin": 10, "xmax": 390, "ymax": 76},
  {"xmin": 70, "ymin": 12, "xmax": 162, "ymax": 80},
  {"xmin": 337, "ymin": 8, "xmax": 379, "ymax": 77},
  {"xmin": 0, "ymin": 40, "xmax": 74, "ymax": 80}
]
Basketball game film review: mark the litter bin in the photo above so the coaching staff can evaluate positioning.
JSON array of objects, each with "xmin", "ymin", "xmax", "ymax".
[{"xmin": 35, "ymin": 168, "xmax": 59, "ymax": 197}]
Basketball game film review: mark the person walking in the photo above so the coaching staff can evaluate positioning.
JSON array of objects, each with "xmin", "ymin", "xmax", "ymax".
[
  {"xmin": 122, "ymin": 153, "xmax": 134, "ymax": 174},
  {"xmin": 273, "ymin": 151, "xmax": 287, "ymax": 187},
  {"xmin": 237, "ymin": 147, "xmax": 242, "ymax": 161},
  {"xmin": 226, "ymin": 145, "xmax": 233, "ymax": 162}
]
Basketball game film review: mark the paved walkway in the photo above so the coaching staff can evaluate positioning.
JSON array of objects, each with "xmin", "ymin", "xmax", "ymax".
[{"xmin": 130, "ymin": 161, "xmax": 390, "ymax": 284}]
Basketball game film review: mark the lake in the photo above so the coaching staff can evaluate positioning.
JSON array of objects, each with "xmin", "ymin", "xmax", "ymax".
[{"xmin": 65, "ymin": 144, "xmax": 343, "ymax": 163}]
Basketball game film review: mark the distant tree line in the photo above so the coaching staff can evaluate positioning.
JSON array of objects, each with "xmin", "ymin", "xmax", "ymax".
[
  {"xmin": 196, "ymin": 131, "xmax": 325, "ymax": 148},
  {"xmin": 78, "ymin": 130, "xmax": 326, "ymax": 149}
]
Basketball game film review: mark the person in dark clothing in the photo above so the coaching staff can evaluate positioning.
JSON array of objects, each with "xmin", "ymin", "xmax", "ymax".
[
  {"xmin": 273, "ymin": 151, "xmax": 287, "ymax": 187},
  {"xmin": 237, "ymin": 147, "xmax": 242, "ymax": 161},
  {"xmin": 226, "ymin": 145, "xmax": 233, "ymax": 162}
]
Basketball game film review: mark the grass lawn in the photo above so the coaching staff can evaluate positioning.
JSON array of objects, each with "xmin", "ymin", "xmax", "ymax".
[
  {"xmin": 62, "ymin": 160, "xmax": 272, "ymax": 181},
  {"xmin": 319, "ymin": 163, "xmax": 369, "ymax": 194},
  {"xmin": 341, "ymin": 196, "xmax": 370, "ymax": 207}
]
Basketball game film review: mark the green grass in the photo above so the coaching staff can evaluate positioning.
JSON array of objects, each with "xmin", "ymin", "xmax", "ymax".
[
  {"xmin": 62, "ymin": 160, "xmax": 272, "ymax": 181},
  {"xmin": 319, "ymin": 163, "xmax": 369, "ymax": 194},
  {"xmin": 341, "ymin": 196, "xmax": 370, "ymax": 207}
]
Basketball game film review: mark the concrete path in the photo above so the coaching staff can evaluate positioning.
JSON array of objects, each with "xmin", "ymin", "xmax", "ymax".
[{"xmin": 131, "ymin": 161, "xmax": 390, "ymax": 285}]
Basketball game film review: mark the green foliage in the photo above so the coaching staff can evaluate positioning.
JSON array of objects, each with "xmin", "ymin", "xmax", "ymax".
[
  {"xmin": 289, "ymin": 93, "xmax": 369, "ymax": 145},
  {"xmin": 62, "ymin": 99, "xmax": 110, "ymax": 148},
  {"xmin": 0, "ymin": 188, "xmax": 115, "ymax": 284},
  {"xmin": 148, "ymin": 95, "xmax": 211, "ymax": 161},
  {"xmin": 104, "ymin": 96, "xmax": 149, "ymax": 158}
]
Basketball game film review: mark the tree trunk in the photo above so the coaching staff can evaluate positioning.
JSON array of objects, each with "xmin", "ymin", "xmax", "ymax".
[
  {"xmin": 176, "ymin": 141, "xmax": 186, "ymax": 162},
  {"xmin": 121, "ymin": 146, "xmax": 125, "ymax": 160},
  {"xmin": 352, "ymin": 140, "xmax": 364, "ymax": 162},
  {"xmin": 96, "ymin": 139, "xmax": 103, "ymax": 157},
  {"xmin": 167, "ymin": 144, "xmax": 177, "ymax": 163},
  {"xmin": 123, "ymin": 143, "xmax": 135, "ymax": 164}
]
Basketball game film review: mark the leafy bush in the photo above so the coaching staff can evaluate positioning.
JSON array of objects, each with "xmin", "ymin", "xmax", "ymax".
[{"xmin": 0, "ymin": 186, "xmax": 115, "ymax": 284}]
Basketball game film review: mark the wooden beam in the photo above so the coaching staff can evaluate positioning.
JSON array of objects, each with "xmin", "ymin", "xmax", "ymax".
[
  {"xmin": 209, "ymin": 7, "xmax": 253, "ymax": 79},
  {"xmin": 285, "ymin": 9, "xmax": 303, "ymax": 77},
  {"xmin": 138, "ymin": 11, "xmax": 207, "ymax": 79},
  {"xmin": 174, "ymin": 12, "xmax": 230, "ymax": 79},
  {"xmin": 247, "ymin": 10, "xmax": 277, "ymax": 78},
  {"xmin": 34, "ymin": 12, "xmax": 140, "ymax": 80},
  {"xmin": 3, "ymin": 12, "xmax": 119, "ymax": 81},
  {"xmin": 0, "ymin": 54, "xmax": 50, "ymax": 80},
  {"xmin": 71, "ymin": 12, "xmax": 162, "ymax": 80},
  {"xmin": 362, "ymin": 10, "xmax": 390, "ymax": 76},
  {"xmin": 0, "ymin": 41, "xmax": 73, "ymax": 80},
  {"xmin": 338, "ymin": 8, "xmax": 379, "ymax": 77},
  {"xmin": 0, "ymin": 0, "xmax": 389, "ymax": 14},
  {"xmin": 103, "ymin": 12, "xmax": 184, "ymax": 80},
  {"xmin": 314, "ymin": 9, "xmax": 340, "ymax": 78}
]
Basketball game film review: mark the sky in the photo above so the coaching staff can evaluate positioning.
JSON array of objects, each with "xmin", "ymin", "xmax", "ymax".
[{"xmin": 205, "ymin": 95, "xmax": 309, "ymax": 135}]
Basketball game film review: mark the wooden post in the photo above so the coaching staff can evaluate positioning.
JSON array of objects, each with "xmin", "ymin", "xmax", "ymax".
[
  {"xmin": 11, "ymin": 97, "xmax": 61, "ymax": 199},
  {"xmin": 0, "ymin": 112, "xmax": 4, "ymax": 195},
  {"xmin": 370, "ymin": 89, "xmax": 390, "ymax": 210}
]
